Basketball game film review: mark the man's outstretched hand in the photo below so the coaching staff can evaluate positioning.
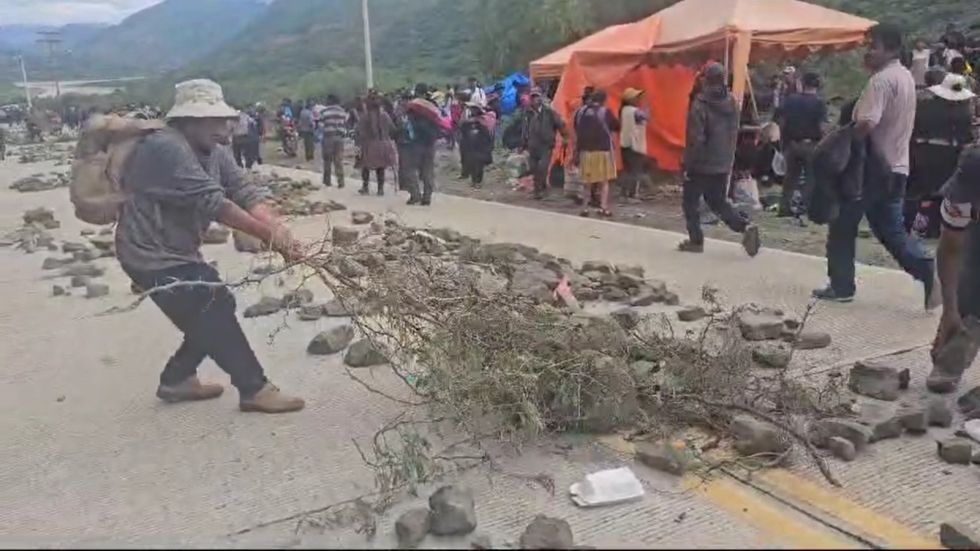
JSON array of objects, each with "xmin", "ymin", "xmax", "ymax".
[{"xmin": 270, "ymin": 225, "xmax": 306, "ymax": 264}]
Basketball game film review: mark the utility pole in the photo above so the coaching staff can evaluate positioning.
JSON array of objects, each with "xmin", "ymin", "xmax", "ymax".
[
  {"xmin": 36, "ymin": 30, "xmax": 63, "ymax": 98},
  {"xmin": 362, "ymin": 0, "xmax": 374, "ymax": 91},
  {"xmin": 16, "ymin": 55, "xmax": 32, "ymax": 110}
]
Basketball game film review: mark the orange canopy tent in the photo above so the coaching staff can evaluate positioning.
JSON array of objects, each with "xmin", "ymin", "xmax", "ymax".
[{"xmin": 533, "ymin": 0, "xmax": 876, "ymax": 171}]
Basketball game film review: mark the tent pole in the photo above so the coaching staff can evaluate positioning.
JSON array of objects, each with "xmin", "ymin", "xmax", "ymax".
[
  {"xmin": 746, "ymin": 72, "xmax": 760, "ymax": 122},
  {"xmin": 724, "ymin": 34, "xmax": 730, "ymax": 76}
]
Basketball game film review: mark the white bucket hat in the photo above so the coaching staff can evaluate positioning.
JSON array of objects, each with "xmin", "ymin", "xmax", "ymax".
[
  {"xmin": 165, "ymin": 79, "xmax": 239, "ymax": 120},
  {"xmin": 930, "ymin": 74, "xmax": 976, "ymax": 102}
]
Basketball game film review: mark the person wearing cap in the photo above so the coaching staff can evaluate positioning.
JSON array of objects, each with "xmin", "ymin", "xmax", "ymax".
[
  {"xmin": 929, "ymin": 145, "xmax": 980, "ymax": 393},
  {"xmin": 908, "ymin": 72, "xmax": 976, "ymax": 237},
  {"xmin": 116, "ymin": 78, "xmax": 307, "ymax": 414},
  {"xmin": 774, "ymin": 71, "xmax": 828, "ymax": 218},
  {"xmin": 679, "ymin": 62, "xmax": 761, "ymax": 257},
  {"xmin": 773, "ymin": 66, "xmax": 801, "ymax": 110},
  {"xmin": 813, "ymin": 23, "xmax": 938, "ymax": 309},
  {"xmin": 619, "ymin": 87, "xmax": 650, "ymax": 200},
  {"xmin": 521, "ymin": 87, "xmax": 569, "ymax": 200}
]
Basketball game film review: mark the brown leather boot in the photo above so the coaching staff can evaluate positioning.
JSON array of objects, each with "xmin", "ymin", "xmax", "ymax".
[
  {"xmin": 156, "ymin": 376, "xmax": 224, "ymax": 403},
  {"xmin": 239, "ymin": 383, "xmax": 305, "ymax": 414}
]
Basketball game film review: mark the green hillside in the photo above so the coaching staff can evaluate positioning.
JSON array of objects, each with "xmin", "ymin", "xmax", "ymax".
[
  {"xmin": 119, "ymin": 0, "xmax": 978, "ymax": 107},
  {"xmin": 176, "ymin": 0, "xmax": 477, "ymax": 102},
  {"xmin": 75, "ymin": 0, "xmax": 265, "ymax": 74}
]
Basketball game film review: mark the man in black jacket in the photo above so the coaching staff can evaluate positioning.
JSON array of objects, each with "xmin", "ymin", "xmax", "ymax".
[
  {"xmin": 775, "ymin": 72, "xmax": 828, "ymax": 217},
  {"xmin": 678, "ymin": 63, "xmax": 760, "ymax": 257}
]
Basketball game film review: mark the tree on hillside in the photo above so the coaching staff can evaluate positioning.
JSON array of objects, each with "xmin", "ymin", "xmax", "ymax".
[{"xmin": 468, "ymin": 0, "xmax": 673, "ymax": 76}]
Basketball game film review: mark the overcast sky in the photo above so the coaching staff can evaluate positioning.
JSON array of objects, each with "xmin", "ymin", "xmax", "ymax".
[{"xmin": 0, "ymin": 0, "xmax": 166, "ymax": 26}]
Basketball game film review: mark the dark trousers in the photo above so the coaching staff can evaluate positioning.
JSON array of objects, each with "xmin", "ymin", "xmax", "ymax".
[
  {"xmin": 123, "ymin": 263, "xmax": 267, "ymax": 397},
  {"xmin": 682, "ymin": 172, "xmax": 748, "ymax": 245},
  {"xmin": 528, "ymin": 147, "xmax": 552, "ymax": 195},
  {"xmin": 397, "ymin": 144, "xmax": 411, "ymax": 190},
  {"xmin": 322, "ymin": 136, "xmax": 345, "ymax": 187},
  {"xmin": 781, "ymin": 139, "xmax": 816, "ymax": 215},
  {"xmin": 232, "ymin": 136, "xmax": 248, "ymax": 168},
  {"xmin": 300, "ymin": 131, "xmax": 315, "ymax": 161},
  {"xmin": 959, "ymin": 224, "xmax": 980, "ymax": 319},
  {"xmin": 245, "ymin": 137, "xmax": 261, "ymax": 168},
  {"xmin": 404, "ymin": 142, "xmax": 437, "ymax": 202},
  {"xmin": 466, "ymin": 162, "xmax": 485, "ymax": 185},
  {"xmin": 620, "ymin": 147, "xmax": 650, "ymax": 198},
  {"xmin": 826, "ymin": 173, "xmax": 934, "ymax": 297},
  {"xmin": 361, "ymin": 167, "xmax": 386, "ymax": 192},
  {"xmin": 459, "ymin": 140, "xmax": 470, "ymax": 178}
]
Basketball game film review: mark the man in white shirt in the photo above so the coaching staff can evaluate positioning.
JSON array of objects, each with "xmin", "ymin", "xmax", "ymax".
[
  {"xmin": 814, "ymin": 23, "xmax": 938, "ymax": 309},
  {"xmin": 468, "ymin": 76, "xmax": 487, "ymax": 108},
  {"xmin": 619, "ymin": 87, "xmax": 650, "ymax": 199}
]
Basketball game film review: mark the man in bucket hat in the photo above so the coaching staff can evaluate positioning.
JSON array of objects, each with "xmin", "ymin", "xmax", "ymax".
[{"xmin": 116, "ymin": 78, "xmax": 306, "ymax": 414}]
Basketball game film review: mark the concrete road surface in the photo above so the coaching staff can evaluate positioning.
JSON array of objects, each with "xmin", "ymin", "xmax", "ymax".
[{"xmin": 0, "ymin": 155, "xmax": 975, "ymax": 548}]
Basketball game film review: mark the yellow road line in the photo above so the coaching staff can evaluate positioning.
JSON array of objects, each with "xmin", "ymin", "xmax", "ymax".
[
  {"xmin": 682, "ymin": 475, "xmax": 859, "ymax": 549},
  {"xmin": 597, "ymin": 436, "xmax": 855, "ymax": 547},
  {"xmin": 597, "ymin": 435, "xmax": 939, "ymax": 548},
  {"xmin": 757, "ymin": 470, "xmax": 941, "ymax": 549}
]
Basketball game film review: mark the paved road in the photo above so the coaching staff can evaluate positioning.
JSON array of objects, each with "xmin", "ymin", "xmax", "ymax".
[{"xmin": 0, "ymin": 157, "xmax": 973, "ymax": 548}]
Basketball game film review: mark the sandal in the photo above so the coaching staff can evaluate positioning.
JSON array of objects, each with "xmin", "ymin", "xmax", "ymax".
[
  {"xmin": 599, "ymin": 209, "xmax": 613, "ymax": 218},
  {"xmin": 579, "ymin": 209, "xmax": 591, "ymax": 218}
]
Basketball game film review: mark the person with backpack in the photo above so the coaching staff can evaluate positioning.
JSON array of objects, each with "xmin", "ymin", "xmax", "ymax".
[
  {"xmin": 678, "ymin": 62, "xmax": 761, "ymax": 256},
  {"xmin": 521, "ymin": 87, "xmax": 568, "ymax": 200},
  {"xmin": 107, "ymin": 78, "xmax": 306, "ymax": 414},
  {"xmin": 573, "ymin": 90, "xmax": 620, "ymax": 218},
  {"xmin": 402, "ymin": 83, "xmax": 447, "ymax": 206}
]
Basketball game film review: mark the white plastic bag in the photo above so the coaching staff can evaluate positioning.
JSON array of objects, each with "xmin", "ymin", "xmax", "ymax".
[
  {"xmin": 732, "ymin": 176, "xmax": 763, "ymax": 211},
  {"xmin": 771, "ymin": 150, "xmax": 787, "ymax": 177}
]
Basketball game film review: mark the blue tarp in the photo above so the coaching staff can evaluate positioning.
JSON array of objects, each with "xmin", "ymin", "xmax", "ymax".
[{"xmin": 487, "ymin": 72, "xmax": 530, "ymax": 115}]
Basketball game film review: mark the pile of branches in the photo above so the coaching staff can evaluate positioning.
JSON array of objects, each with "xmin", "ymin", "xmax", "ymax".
[{"xmin": 316, "ymin": 221, "xmax": 849, "ymax": 486}]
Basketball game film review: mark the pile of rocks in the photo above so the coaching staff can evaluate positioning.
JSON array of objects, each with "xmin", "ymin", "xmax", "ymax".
[
  {"xmin": 15, "ymin": 143, "xmax": 74, "ymax": 165},
  {"xmin": 9, "ymin": 172, "xmax": 69, "ymax": 193},
  {"xmin": 724, "ymin": 355, "xmax": 980, "ymax": 465},
  {"xmin": 0, "ymin": 208, "xmax": 63, "ymax": 253},
  {"xmin": 789, "ymin": 360, "xmax": 980, "ymax": 464},
  {"xmin": 247, "ymin": 171, "xmax": 346, "ymax": 216},
  {"xmin": 393, "ymin": 485, "xmax": 577, "ymax": 549},
  {"xmin": 50, "ymin": 261, "xmax": 111, "ymax": 299},
  {"xmin": 735, "ymin": 307, "xmax": 832, "ymax": 369}
]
